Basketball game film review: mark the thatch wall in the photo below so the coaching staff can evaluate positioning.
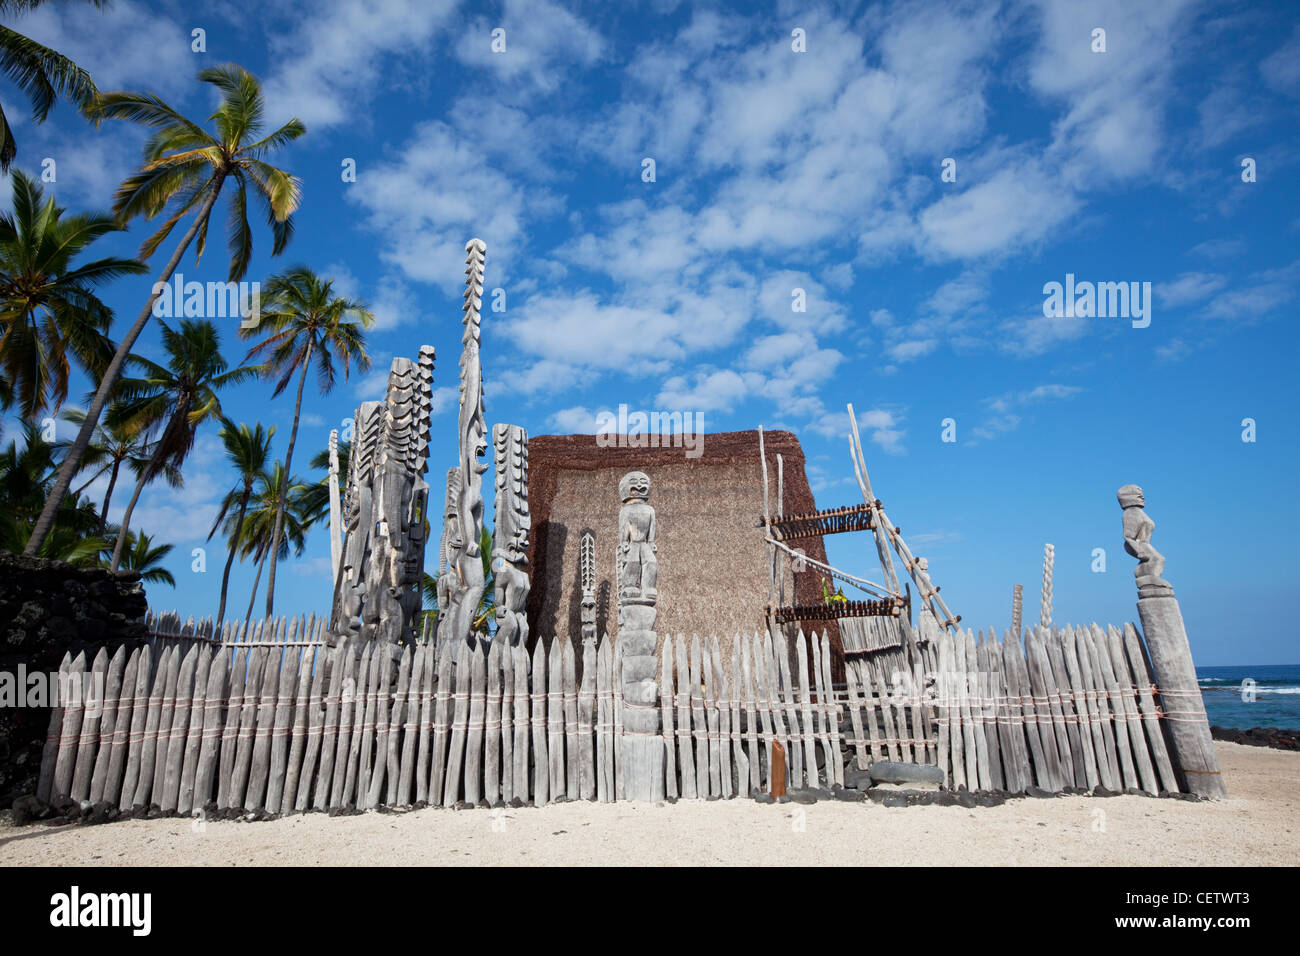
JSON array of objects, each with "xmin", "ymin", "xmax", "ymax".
[{"xmin": 525, "ymin": 429, "xmax": 844, "ymax": 680}]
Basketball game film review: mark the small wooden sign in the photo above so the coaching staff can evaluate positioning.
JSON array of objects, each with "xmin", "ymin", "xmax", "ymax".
[{"xmin": 771, "ymin": 741, "xmax": 787, "ymax": 799}]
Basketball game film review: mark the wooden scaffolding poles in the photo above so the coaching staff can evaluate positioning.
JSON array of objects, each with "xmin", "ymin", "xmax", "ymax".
[{"xmin": 846, "ymin": 403, "xmax": 961, "ymax": 632}]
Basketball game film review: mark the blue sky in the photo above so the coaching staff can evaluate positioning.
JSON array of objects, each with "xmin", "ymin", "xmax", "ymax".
[{"xmin": 3, "ymin": 0, "xmax": 1298, "ymax": 665}]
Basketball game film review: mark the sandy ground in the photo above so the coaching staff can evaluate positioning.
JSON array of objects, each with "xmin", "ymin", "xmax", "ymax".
[{"xmin": 1, "ymin": 741, "xmax": 1295, "ymax": 866}]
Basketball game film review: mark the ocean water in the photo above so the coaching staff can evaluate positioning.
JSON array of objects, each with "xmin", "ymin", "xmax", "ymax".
[{"xmin": 1195, "ymin": 664, "xmax": 1300, "ymax": 730}]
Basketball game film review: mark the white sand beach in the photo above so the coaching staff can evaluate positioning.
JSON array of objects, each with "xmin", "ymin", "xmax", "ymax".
[{"xmin": 1, "ymin": 741, "xmax": 1295, "ymax": 867}]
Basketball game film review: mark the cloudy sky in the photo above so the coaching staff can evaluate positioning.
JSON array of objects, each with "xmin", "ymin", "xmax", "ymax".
[{"xmin": 6, "ymin": 0, "xmax": 1298, "ymax": 664}]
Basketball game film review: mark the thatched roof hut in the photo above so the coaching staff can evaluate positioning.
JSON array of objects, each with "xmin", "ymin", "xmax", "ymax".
[{"xmin": 525, "ymin": 429, "xmax": 844, "ymax": 679}]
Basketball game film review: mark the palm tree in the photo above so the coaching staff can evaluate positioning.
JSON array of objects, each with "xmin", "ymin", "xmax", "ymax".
[
  {"xmin": 0, "ymin": 170, "xmax": 146, "ymax": 419},
  {"xmin": 423, "ymin": 528, "xmax": 496, "ymax": 637},
  {"xmin": 420, "ymin": 571, "xmax": 439, "ymax": 632},
  {"xmin": 105, "ymin": 318, "xmax": 259, "ymax": 569},
  {"xmin": 234, "ymin": 460, "xmax": 308, "ymax": 625},
  {"xmin": 100, "ymin": 529, "xmax": 175, "ymax": 586},
  {"xmin": 0, "ymin": 419, "xmax": 104, "ymax": 560},
  {"xmin": 58, "ymin": 405, "xmax": 179, "ymax": 530},
  {"xmin": 240, "ymin": 266, "xmax": 372, "ymax": 616},
  {"xmin": 208, "ymin": 419, "xmax": 274, "ymax": 627},
  {"xmin": 24, "ymin": 63, "xmax": 304, "ymax": 556},
  {"xmin": 300, "ymin": 436, "xmax": 350, "ymax": 528},
  {"xmin": 0, "ymin": 0, "xmax": 103, "ymax": 170},
  {"xmin": 472, "ymin": 526, "xmax": 495, "ymax": 637}
]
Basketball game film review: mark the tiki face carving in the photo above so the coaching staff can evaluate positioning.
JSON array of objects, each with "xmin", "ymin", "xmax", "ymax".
[
  {"xmin": 1118, "ymin": 482, "xmax": 1170, "ymax": 595},
  {"xmin": 1117, "ymin": 483, "xmax": 1144, "ymax": 509},
  {"xmin": 619, "ymin": 471, "xmax": 651, "ymax": 503}
]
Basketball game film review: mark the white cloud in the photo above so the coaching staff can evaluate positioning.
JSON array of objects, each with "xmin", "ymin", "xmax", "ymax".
[
  {"xmin": 506, "ymin": 291, "xmax": 683, "ymax": 377},
  {"xmin": 353, "ymin": 367, "xmax": 391, "ymax": 400},
  {"xmin": 887, "ymin": 339, "xmax": 938, "ymax": 362},
  {"xmin": 290, "ymin": 555, "xmax": 333, "ymax": 581},
  {"xmin": 562, "ymin": 202, "xmax": 702, "ymax": 283},
  {"xmin": 20, "ymin": 0, "xmax": 192, "ymax": 96},
  {"xmin": 655, "ymin": 369, "xmax": 750, "ymax": 413},
  {"xmin": 808, "ymin": 407, "xmax": 905, "ymax": 455},
  {"xmin": 1156, "ymin": 272, "xmax": 1228, "ymax": 307},
  {"xmin": 429, "ymin": 386, "xmax": 457, "ymax": 416},
  {"xmin": 998, "ymin": 311, "xmax": 1091, "ymax": 358},
  {"xmin": 1187, "ymin": 238, "xmax": 1246, "ymax": 260},
  {"xmin": 1203, "ymin": 261, "xmax": 1299, "ymax": 321},
  {"xmin": 1260, "ymin": 24, "xmax": 1300, "ymax": 98},
  {"xmin": 973, "ymin": 382, "xmax": 1084, "ymax": 440},
  {"xmin": 1025, "ymin": 0, "xmax": 1200, "ymax": 182},
  {"xmin": 345, "ymin": 119, "xmax": 549, "ymax": 289},
  {"xmin": 1193, "ymin": 83, "xmax": 1264, "ymax": 151},
  {"xmin": 455, "ymin": 0, "xmax": 605, "ymax": 94},
  {"xmin": 1155, "ymin": 337, "xmax": 1194, "ymax": 363},
  {"xmin": 870, "ymin": 269, "xmax": 991, "ymax": 364},
  {"xmin": 548, "ymin": 406, "xmax": 598, "ymax": 433},
  {"xmin": 917, "ymin": 161, "xmax": 1081, "ymax": 260},
  {"xmin": 107, "ymin": 434, "xmax": 228, "ymax": 546},
  {"xmin": 322, "ymin": 260, "xmax": 421, "ymax": 332},
  {"xmin": 1204, "ymin": 285, "xmax": 1294, "ymax": 320},
  {"xmin": 8, "ymin": 0, "xmax": 192, "ymax": 210},
  {"xmin": 757, "ymin": 271, "xmax": 849, "ymax": 333},
  {"xmin": 873, "ymin": 0, "xmax": 999, "ymax": 154},
  {"xmin": 262, "ymin": 0, "xmax": 458, "ymax": 128}
]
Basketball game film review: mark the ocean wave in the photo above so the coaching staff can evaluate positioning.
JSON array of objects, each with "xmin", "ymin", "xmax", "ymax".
[{"xmin": 1201, "ymin": 686, "xmax": 1300, "ymax": 697}]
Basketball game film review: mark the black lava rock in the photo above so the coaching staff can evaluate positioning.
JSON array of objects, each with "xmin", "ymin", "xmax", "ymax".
[
  {"xmin": 867, "ymin": 761, "xmax": 945, "ymax": 787},
  {"xmin": 1210, "ymin": 725, "xmax": 1300, "ymax": 751},
  {"xmin": 0, "ymin": 550, "xmax": 152, "ymax": 806}
]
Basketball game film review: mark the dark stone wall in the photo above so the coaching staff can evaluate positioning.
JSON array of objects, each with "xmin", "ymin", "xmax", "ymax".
[{"xmin": 0, "ymin": 551, "xmax": 149, "ymax": 804}]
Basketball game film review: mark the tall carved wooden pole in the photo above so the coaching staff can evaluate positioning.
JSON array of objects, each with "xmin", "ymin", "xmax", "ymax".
[
  {"xmin": 328, "ymin": 428, "xmax": 342, "ymax": 586},
  {"xmin": 331, "ymin": 401, "xmax": 382, "ymax": 639},
  {"xmin": 579, "ymin": 531, "xmax": 597, "ymax": 647},
  {"xmin": 328, "ymin": 345, "xmax": 436, "ymax": 646},
  {"xmin": 616, "ymin": 471, "xmax": 663, "ymax": 801},
  {"xmin": 1040, "ymin": 543, "xmax": 1054, "ymax": 629},
  {"xmin": 1119, "ymin": 484, "xmax": 1225, "ymax": 798},
  {"xmin": 443, "ymin": 238, "xmax": 489, "ymax": 648},
  {"xmin": 436, "ymin": 467, "xmax": 461, "ymax": 628},
  {"xmin": 491, "ymin": 424, "xmax": 530, "ymax": 646}
]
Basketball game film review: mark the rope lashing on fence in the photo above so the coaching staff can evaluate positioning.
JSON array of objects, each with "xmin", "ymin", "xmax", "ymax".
[{"xmin": 42, "ymin": 622, "xmax": 1204, "ymax": 811}]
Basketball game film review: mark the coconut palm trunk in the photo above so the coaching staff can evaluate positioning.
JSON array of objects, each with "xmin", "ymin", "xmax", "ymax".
[
  {"xmin": 23, "ymin": 174, "xmax": 227, "ymax": 556},
  {"xmin": 109, "ymin": 404, "xmax": 186, "ymax": 570},
  {"xmin": 216, "ymin": 489, "xmax": 250, "ymax": 628},
  {"xmin": 71, "ymin": 467, "xmax": 103, "ymax": 499},
  {"xmin": 262, "ymin": 340, "xmax": 312, "ymax": 617},
  {"xmin": 246, "ymin": 544, "xmax": 269, "ymax": 628},
  {"xmin": 98, "ymin": 459, "xmax": 121, "ymax": 531}
]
